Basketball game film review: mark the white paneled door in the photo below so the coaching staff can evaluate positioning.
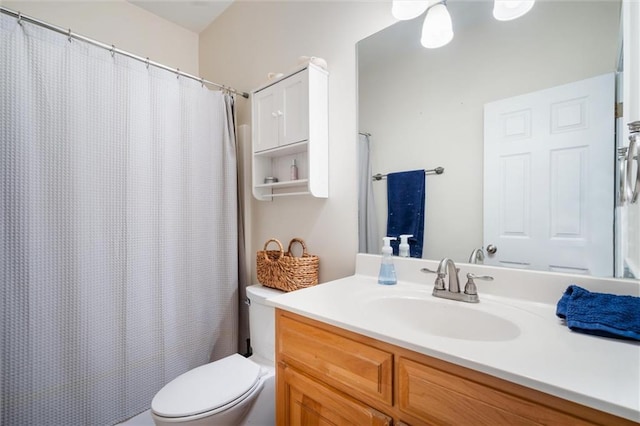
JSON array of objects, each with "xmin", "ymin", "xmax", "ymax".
[{"xmin": 484, "ymin": 73, "xmax": 615, "ymax": 276}]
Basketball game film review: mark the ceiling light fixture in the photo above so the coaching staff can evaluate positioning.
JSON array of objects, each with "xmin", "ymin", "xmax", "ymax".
[
  {"xmin": 493, "ymin": 0, "xmax": 535, "ymax": 21},
  {"xmin": 420, "ymin": 2, "xmax": 453, "ymax": 49},
  {"xmin": 391, "ymin": 0, "xmax": 430, "ymax": 21},
  {"xmin": 392, "ymin": 0, "xmax": 535, "ymax": 49}
]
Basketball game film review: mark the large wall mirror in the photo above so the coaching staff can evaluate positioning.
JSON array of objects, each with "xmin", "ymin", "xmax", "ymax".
[{"xmin": 357, "ymin": 0, "xmax": 636, "ymax": 278}]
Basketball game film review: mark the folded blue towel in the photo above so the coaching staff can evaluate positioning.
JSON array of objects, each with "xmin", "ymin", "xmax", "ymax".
[
  {"xmin": 386, "ymin": 170, "xmax": 425, "ymax": 258},
  {"xmin": 556, "ymin": 285, "xmax": 640, "ymax": 341}
]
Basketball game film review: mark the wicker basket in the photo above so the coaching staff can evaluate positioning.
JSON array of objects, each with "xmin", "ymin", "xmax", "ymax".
[{"xmin": 256, "ymin": 238, "xmax": 319, "ymax": 292}]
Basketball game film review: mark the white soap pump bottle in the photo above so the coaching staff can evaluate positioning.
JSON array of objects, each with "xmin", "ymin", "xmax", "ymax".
[
  {"xmin": 378, "ymin": 237, "xmax": 397, "ymax": 285},
  {"xmin": 398, "ymin": 234, "xmax": 413, "ymax": 258}
]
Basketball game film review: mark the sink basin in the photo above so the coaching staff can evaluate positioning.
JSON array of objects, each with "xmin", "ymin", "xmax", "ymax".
[{"xmin": 363, "ymin": 296, "xmax": 521, "ymax": 341}]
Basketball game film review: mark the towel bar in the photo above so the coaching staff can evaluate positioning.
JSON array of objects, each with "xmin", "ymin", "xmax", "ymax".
[{"xmin": 373, "ymin": 167, "xmax": 444, "ymax": 181}]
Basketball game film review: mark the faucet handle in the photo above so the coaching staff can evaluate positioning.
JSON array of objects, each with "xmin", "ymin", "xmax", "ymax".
[
  {"xmin": 421, "ymin": 267, "xmax": 446, "ymax": 290},
  {"xmin": 420, "ymin": 267, "xmax": 460, "ymax": 275},
  {"xmin": 464, "ymin": 273, "xmax": 493, "ymax": 295},
  {"xmin": 467, "ymin": 273, "xmax": 494, "ymax": 281}
]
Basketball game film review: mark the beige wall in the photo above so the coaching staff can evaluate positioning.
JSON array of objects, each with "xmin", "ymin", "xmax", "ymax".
[
  {"xmin": 199, "ymin": 2, "xmax": 395, "ymax": 283},
  {"xmin": 2, "ymin": 0, "xmax": 199, "ymax": 75}
]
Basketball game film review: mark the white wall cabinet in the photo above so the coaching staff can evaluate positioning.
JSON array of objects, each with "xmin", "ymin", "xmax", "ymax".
[{"xmin": 251, "ymin": 64, "xmax": 328, "ymax": 200}]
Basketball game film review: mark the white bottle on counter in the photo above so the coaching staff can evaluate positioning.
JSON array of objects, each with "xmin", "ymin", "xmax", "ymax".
[{"xmin": 398, "ymin": 234, "xmax": 413, "ymax": 258}]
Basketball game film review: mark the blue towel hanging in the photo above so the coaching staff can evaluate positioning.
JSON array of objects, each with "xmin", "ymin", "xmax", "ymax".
[
  {"xmin": 386, "ymin": 169, "xmax": 425, "ymax": 257},
  {"xmin": 556, "ymin": 285, "xmax": 640, "ymax": 341}
]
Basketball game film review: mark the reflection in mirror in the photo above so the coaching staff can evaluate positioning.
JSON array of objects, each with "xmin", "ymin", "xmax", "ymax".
[{"xmin": 357, "ymin": 0, "xmax": 632, "ymax": 278}]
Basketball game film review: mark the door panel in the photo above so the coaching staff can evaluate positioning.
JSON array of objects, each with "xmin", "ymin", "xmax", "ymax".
[{"xmin": 484, "ymin": 73, "xmax": 614, "ymax": 276}]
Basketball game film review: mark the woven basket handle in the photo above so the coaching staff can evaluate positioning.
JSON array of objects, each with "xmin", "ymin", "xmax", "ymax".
[
  {"xmin": 287, "ymin": 238, "xmax": 309, "ymax": 258},
  {"xmin": 263, "ymin": 238, "xmax": 284, "ymax": 261}
]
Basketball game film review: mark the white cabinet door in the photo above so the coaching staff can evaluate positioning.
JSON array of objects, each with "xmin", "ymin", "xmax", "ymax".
[
  {"xmin": 280, "ymin": 71, "xmax": 309, "ymax": 146},
  {"xmin": 253, "ymin": 70, "xmax": 309, "ymax": 152},
  {"xmin": 484, "ymin": 73, "xmax": 614, "ymax": 276},
  {"xmin": 253, "ymin": 86, "xmax": 279, "ymax": 152}
]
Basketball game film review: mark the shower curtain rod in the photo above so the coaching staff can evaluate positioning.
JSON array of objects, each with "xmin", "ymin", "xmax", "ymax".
[
  {"xmin": 373, "ymin": 167, "xmax": 444, "ymax": 181},
  {"xmin": 0, "ymin": 6, "xmax": 250, "ymax": 99}
]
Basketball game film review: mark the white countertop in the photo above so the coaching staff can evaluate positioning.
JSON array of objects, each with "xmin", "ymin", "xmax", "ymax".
[{"xmin": 267, "ymin": 255, "xmax": 640, "ymax": 422}]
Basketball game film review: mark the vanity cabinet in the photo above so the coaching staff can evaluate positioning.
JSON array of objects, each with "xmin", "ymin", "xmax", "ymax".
[
  {"xmin": 276, "ymin": 309, "xmax": 637, "ymax": 426},
  {"xmin": 251, "ymin": 64, "xmax": 328, "ymax": 200}
]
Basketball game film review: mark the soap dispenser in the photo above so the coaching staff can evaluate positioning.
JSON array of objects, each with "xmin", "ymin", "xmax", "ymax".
[
  {"xmin": 378, "ymin": 237, "xmax": 397, "ymax": 285},
  {"xmin": 398, "ymin": 234, "xmax": 413, "ymax": 258}
]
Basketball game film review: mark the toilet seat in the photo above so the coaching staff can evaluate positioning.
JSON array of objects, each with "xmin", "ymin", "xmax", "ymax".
[{"xmin": 151, "ymin": 354, "xmax": 263, "ymax": 419}]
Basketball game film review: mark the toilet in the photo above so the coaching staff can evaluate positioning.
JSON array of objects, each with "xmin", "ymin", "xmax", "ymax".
[{"xmin": 151, "ymin": 284, "xmax": 282, "ymax": 426}]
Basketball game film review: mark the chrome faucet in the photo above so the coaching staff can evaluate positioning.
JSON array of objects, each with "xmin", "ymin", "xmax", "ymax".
[
  {"xmin": 437, "ymin": 258, "xmax": 460, "ymax": 293},
  {"xmin": 421, "ymin": 258, "xmax": 493, "ymax": 303},
  {"xmin": 468, "ymin": 248, "xmax": 485, "ymax": 264}
]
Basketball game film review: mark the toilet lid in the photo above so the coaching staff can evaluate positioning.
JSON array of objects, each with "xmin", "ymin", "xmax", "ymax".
[{"xmin": 151, "ymin": 354, "xmax": 262, "ymax": 418}]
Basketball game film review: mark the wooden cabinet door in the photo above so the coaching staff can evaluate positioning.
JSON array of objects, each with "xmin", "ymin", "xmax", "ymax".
[
  {"xmin": 279, "ymin": 363, "xmax": 392, "ymax": 426},
  {"xmin": 398, "ymin": 356, "xmax": 595, "ymax": 426},
  {"xmin": 277, "ymin": 312, "xmax": 393, "ymax": 406}
]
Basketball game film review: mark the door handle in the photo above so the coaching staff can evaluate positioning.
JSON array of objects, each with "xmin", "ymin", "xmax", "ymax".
[
  {"xmin": 486, "ymin": 244, "xmax": 497, "ymax": 255},
  {"xmin": 618, "ymin": 147, "xmax": 628, "ymax": 205},
  {"xmin": 627, "ymin": 121, "xmax": 640, "ymax": 204},
  {"xmin": 626, "ymin": 137, "xmax": 640, "ymax": 203}
]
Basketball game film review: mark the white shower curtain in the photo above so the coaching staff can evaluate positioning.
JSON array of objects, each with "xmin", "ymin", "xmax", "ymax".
[
  {"xmin": 1, "ymin": 13, "xmax": 238, "ymax": 425},
  {"xmin": 358, "ymin": 133, "xmax": 380, "ymax": 254}
]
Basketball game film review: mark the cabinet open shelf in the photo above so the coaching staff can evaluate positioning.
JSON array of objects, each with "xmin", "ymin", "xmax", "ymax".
[
  {"xmin": 255, "ymin": 178, "xmax": 310, "ymax": 189},
  {"xmin": 254, "ymin": 179, "xmax": 311, "ymax": 200},
  {"xmin": 254, "ymin": 141, "xmax": 308, "ymax": 158},
  {"xmin": 268, "ymin": 191, "xmax": 312, "ymax": 198}
]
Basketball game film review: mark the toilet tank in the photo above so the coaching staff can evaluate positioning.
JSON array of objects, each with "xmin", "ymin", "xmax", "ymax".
[{"xmin": 246, "ymin": 284, "xmax": 283, "ymax": 364}]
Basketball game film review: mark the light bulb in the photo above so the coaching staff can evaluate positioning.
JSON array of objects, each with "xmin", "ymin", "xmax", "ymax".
[
  {"xmin": 493, "ymin": 0, "xmax": 535, "ymax": 21},
  {"xmin": 392, "ymin": 0, "xmax": 430, "ymax": 20},
  {"xmin": 420, "ymin": 3, "xmax": 453, "ymax": 49}
]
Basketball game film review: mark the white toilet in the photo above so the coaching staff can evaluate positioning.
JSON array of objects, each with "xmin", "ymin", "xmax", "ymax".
[{"xmin": 151, "ymin": 284, "xmax": 282, "ymax": 426}]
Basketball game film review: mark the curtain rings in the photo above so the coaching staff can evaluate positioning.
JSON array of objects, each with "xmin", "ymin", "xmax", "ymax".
[
  {"xmin": 145, "ymin": 57, "xmax": 150, "ymax": 69},
  {"xmin": 17, "ymin": 12, "xmax": 23, "ymax": 26},
  {"xmin": 68, "ymin": 29, "xmax": 72, "ymax": 43},
  {"xmin": 110, "ymin": 45, "xmax": 115, "ymax": 58},
  {"xmin": 176, "ymin": 68, "xmax": 180, "ymax": 79}
]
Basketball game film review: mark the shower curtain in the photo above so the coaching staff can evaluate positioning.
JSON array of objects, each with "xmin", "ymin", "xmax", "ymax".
[
  {"xmin": 1, "ymin": 13, "xmax": 238, "ymax": 425},
  {"xmin": 358, "ymin": 133, "xmax": 380, "ymax": 254}
]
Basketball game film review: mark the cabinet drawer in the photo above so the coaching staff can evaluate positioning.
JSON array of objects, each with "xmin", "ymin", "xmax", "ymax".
[
  {"xmin": 282, "ymin": 364, "xmax": 392, "ymax": 426},
  {"xmin": 277, "ymin": 312, "xmax": 393, "ymax": 405},
  {"xmin": 398, "ymin": 357, "xmax": 594, "ymax": 425}
]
